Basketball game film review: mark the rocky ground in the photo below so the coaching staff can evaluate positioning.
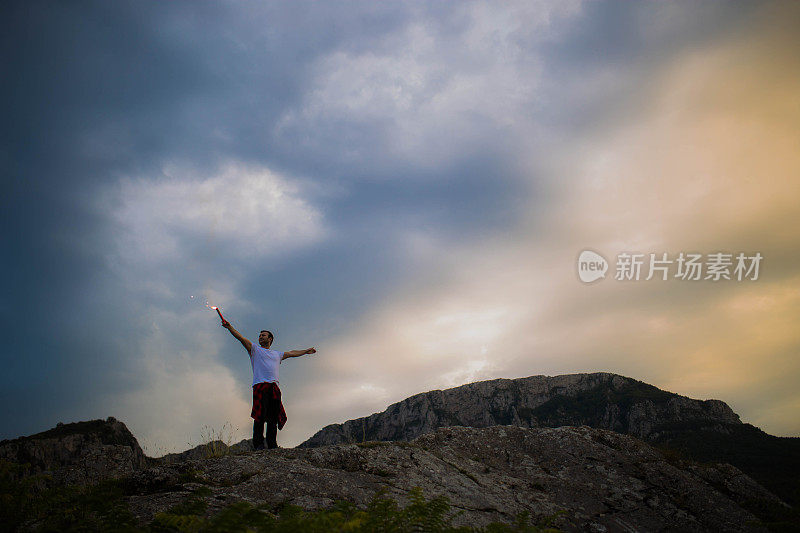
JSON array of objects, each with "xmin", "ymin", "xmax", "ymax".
[
  {"xmin": 299, "ymin": 372, "xmax": 800, "ymax": 510},
  {"xmin": 122, "ymin": 425, "xmax": 784, "ymax": 532}
]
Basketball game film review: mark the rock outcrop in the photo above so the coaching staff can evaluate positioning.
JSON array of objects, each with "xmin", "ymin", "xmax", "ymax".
[
  {"xmin": 124, "ymin": 425, "xmax": 783, "ymax": 532},
  {"xmin": 300, "ymin": 373, "xmax": 741, "ymax": 447},
  {"xmin": 0, "ymin": 417, "xmax": 147, "ymax": 486},
  {"xmin": 298, "ymin": 372, "xmax": 800, "ymax": 508}
]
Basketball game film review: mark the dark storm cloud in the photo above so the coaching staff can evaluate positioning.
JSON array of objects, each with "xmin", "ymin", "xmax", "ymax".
[
  {"xmin": 0, "ymin": 0, "xmax": 540, "ymax": 441},
  {"xmin": 534, "ymin": 1, "xmax": 759, "ymax": 136}
]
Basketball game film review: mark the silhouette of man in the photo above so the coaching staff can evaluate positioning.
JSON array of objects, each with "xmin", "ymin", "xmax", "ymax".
[{"xmin": 221, "ymin": 318, "xmax": 316, "ymax": 449}]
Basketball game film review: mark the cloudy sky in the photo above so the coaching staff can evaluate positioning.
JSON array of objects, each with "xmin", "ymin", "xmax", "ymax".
[{"xmin": 2, "ymin": 1, "xmax": 798, "ymax": 453}]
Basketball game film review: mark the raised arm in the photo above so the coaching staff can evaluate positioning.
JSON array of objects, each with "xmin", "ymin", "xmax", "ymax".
[
  {"xmin": 281, "ymin": 347, "xmax": 316, "ymax": 361},
  {"xmin": 221, "ymin": 320, "xmax": 253, "ymax": 355}
]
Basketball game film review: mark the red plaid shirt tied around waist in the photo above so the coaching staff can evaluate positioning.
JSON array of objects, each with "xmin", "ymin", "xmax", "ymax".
[{"xmin": 251, "ymin": 381, "xmax": 287, "ymax": 430}]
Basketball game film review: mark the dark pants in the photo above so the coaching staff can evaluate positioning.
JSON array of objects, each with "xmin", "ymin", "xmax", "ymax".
[
  {"xmin": 251, "ymin": 381, "xmax": 284, "ymax": 450},
  {"xmin": 253, "ymin": 420, "xmax": 278, "ymax": 450}
]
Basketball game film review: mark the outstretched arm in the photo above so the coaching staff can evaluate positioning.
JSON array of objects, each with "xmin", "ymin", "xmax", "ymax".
[
  {"xmin": 221, "ymin": 319, "xmax": 253, "ymax": 355},
  {"xmin": 281, "ymin": 347, "xmax": 316, "ymax": 361}
]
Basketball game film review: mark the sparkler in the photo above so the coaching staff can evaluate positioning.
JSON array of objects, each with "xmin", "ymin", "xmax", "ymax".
[{"xmin": 206, "ymin": 301, "xmax": 227, "ymax": 323}]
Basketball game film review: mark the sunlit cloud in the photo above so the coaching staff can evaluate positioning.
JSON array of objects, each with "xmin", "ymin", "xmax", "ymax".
[
  {"xmin": 286, "ymin": 4, "xmax": 800, "ymax": 443},
  {"xmin": 108, "ymin": 162, "xmax": 327, "ymax": 267}
]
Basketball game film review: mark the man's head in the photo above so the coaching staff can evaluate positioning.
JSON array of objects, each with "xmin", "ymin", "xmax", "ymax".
[{"xmin": 258, "ymin": 330, "xmax": 274, "ymax": 348}]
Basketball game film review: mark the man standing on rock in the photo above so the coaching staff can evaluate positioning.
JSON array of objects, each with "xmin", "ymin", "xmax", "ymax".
[{"xmin": 220, "ymin": 317, "xmax": 316, "ymax": 450}]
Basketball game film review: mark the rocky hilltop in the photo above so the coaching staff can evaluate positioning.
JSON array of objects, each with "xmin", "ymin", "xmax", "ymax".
[
  {"xmin": 0, "ymin": 416, "xmax": 148, "ymax": 486},
  {"xmin": 300, "ymin": 373, "xmax": 741, "ymax": 447},
  {"xmin": 123, "ymin": 425, "xmax": 787, "ymax": 532},
  {"xmin": 2, "ymin": 417, "xmax": 791, "ymax": 532},
  {"xmin": 300, "ymin": 372, "xmax": 800, "ymax": 509}
]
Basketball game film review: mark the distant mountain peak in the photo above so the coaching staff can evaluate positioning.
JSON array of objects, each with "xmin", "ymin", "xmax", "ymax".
[
  {"xmin": 300, "ymin": 372, "xmax": 741, "ymax": 448},
  {"xmin": 0, "ymin": 416, "xmax": 147, "ymax": 486},
  {"xmin": 299, "ymin": 372, "xmax": 800, "ymax": 507}
]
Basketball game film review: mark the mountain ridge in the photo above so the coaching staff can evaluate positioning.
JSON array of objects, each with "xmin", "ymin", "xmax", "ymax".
[
  {"xmin": 299, "ymin": 372, "xmax": 800, "ymax": 508},
  {"xmin": 300, "ymin": 372, "xmax": 742, "ymax": 446}
]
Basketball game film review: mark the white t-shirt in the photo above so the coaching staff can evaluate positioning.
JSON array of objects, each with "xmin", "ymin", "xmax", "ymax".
[{"xmin": 250, "ymin": 344, "xmax": 284, "ymax": 386}]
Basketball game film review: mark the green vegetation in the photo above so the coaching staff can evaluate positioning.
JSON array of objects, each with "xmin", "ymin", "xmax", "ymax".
[
  {"xmin": 432, "ymin": 408, "xmax": 463, "ymax": 427},
  {"xmin": 149, "ymin": 486, "xmax": 563, "ymax": 533},
  {"xmin": 355, "ymin": 440, "xmax": 391, "ymax": 449},
  {"xmin": 653, "ymin": 424, "xmax": 800, "ymax": 510},
  {"xmin": 739, "ymin": 497, "xmax": 800, "ymax": 533},
  {"xmin": 529, "ymin": 381, "xmax": 673, "ymax": 428},
  {"xmin": 0, "ymin": 460, "xmax": 138, "ymax": 532},
  {"xmin": 197, "ymin": 423, "xmax": 236, "ymax": 459}
]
